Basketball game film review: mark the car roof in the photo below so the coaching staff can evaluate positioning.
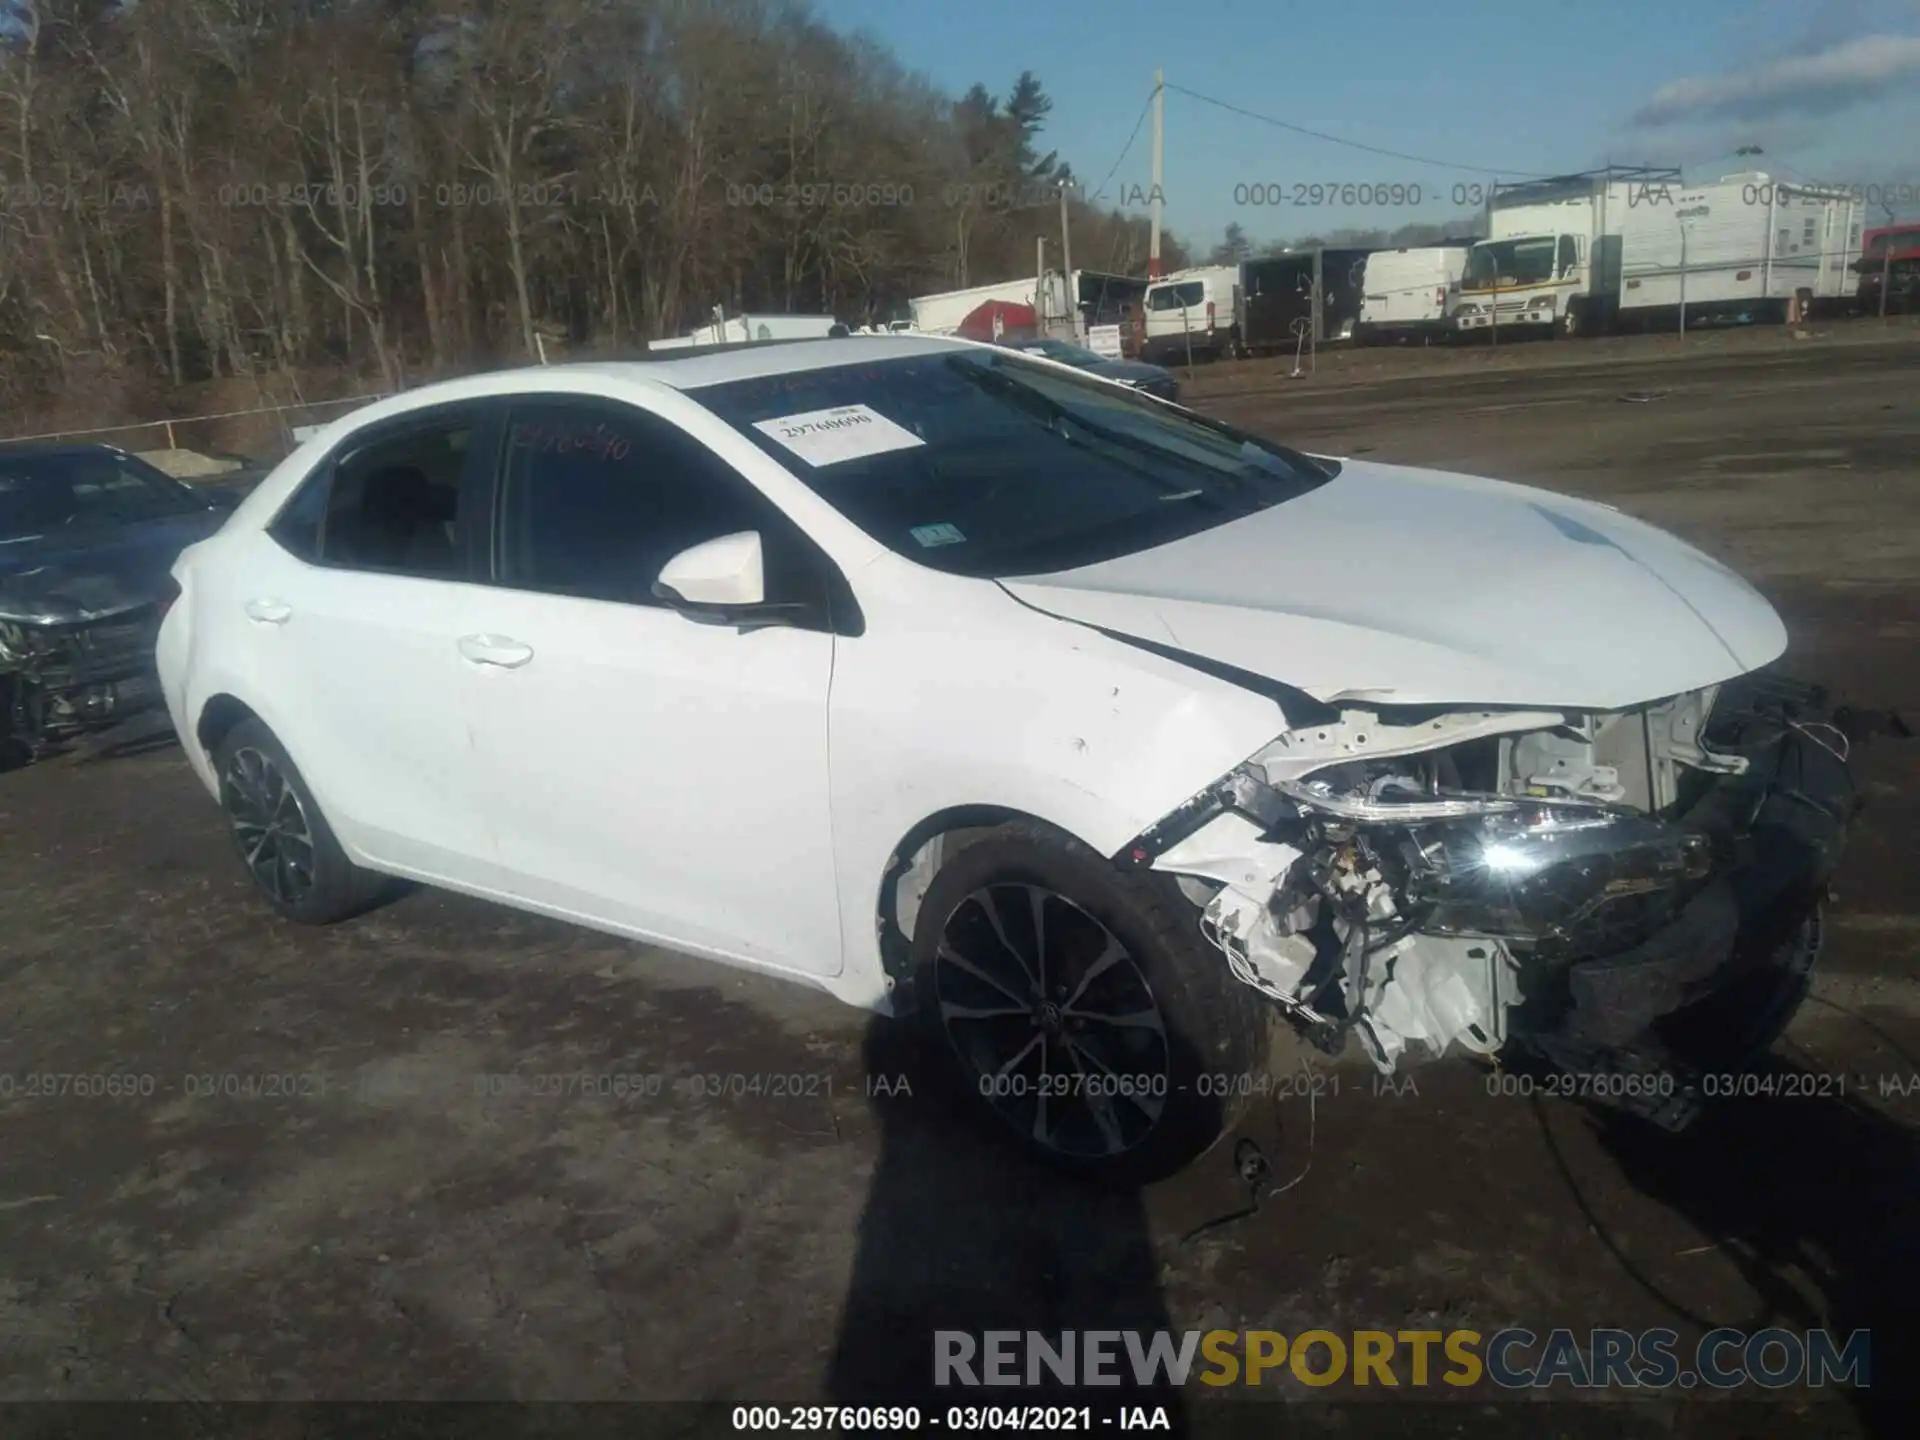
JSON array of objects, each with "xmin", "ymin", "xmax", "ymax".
[
  {"xmin": 561, "ymin": 335, "xmax": 971, "ymax": 393},
  {"xmin": 275, "ymin": 336, "xmax": 988, "ymax": 446}
]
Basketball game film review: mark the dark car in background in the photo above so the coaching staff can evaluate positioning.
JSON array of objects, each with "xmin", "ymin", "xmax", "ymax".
[
  {"xmin": 0, "ymin": 443, "xmax": 233, "ymax": 764},
  {"xmin": 1000, "ymin": 336, "xmax": 1181, "ymax": 401}
]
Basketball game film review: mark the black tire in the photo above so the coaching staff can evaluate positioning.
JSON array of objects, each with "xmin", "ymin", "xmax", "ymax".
[
  {"xmin": 906, "ymin": 820, "xmax": 1269, "ymax": 1184},
  {"xmin": 213, "ymin": 717, "xmax": 389, "ymax": 924},
  {"xmin": 1558, "ymin": 305, "xmax": 1581, "ymax": 339}
]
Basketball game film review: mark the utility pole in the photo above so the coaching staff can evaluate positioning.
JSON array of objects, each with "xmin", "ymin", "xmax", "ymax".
[
  {"xmin": 1148, "ymin": 69, "xmax": 1165, "ymax": 279},
  {"xmin": 1678, "ymin": 217, "xmax": 1689, "ymax": 338},
  {"xmin": 1879, "ymin": 225, "xmax": 1894, "ymax": 321},
  {"xmin": 1058, "ymin": 180, "xmax": 1078, "ymax": 340},
  {"xmin": 1036, "ymin": 235, "xmax": 1047, "ymax": 331},
  {"xmin": 1486, "ymin": 178, "xmax": 1497, "ymax": 351}
]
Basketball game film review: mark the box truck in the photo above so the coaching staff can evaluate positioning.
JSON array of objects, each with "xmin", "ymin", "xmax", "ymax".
[{"xmin": 1455, "ymin": 167, "xmax": 1862, "ymax": 338}]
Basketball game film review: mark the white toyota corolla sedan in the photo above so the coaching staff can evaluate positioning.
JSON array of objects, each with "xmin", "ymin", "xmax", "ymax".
[{"xmin": 156, "ymin": 335, "xmax": 1855, "ymax": 1179}]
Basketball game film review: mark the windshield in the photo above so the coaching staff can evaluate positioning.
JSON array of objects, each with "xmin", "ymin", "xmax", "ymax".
[
  {"xmin": 1463, "ymin": 237, "xmax": 1557, "ymax": 289},
  {"xmin": 1014, "ymin": 339, "xmax": 1105, "ymax": 366},
  {"xmin": 0, "ymin": 449, "xmax": 205, "ymax": 543},
  {"xmin": 694, "ymin": 351, "xmax": 1336, "ymax": 577}
]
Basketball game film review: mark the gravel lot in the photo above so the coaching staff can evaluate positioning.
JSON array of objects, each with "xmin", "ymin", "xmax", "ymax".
[{"xmin": 3, "ymin": 326, "xmax": 1916, "ymax": 1436}]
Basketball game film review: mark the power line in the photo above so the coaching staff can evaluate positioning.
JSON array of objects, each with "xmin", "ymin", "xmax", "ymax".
[
  {"xmin": 1163, "ymin": 81, "xmax": 1547, "ymax": 179},
  {"xmin": 1087, "ymin": 88, "xmax": 1155, "ymax": 203}
]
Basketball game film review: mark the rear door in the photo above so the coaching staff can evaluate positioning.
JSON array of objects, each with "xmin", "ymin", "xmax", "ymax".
[{"xmin": 234, "ymin": 404, "xmax": 504, "ymax": 880}]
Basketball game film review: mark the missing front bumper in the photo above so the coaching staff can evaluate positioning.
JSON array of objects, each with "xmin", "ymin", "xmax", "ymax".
[
  {"xmin": 1508, "ymin": 679, "xmax": 1861, "ymax": 1128},
  {"xmin": 1150, "ymin": 671, "xmax": 1878, "ymax": 1132}
]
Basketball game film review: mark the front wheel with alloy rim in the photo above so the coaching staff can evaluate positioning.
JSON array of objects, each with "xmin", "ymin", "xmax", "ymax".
[
  {"xmin": 213, "ymin": 718, "xmax": 389, "ymax": 924},
  {"xmin": 907, "ymin": 821, "xmax": 1269, "ymax": 1183}
]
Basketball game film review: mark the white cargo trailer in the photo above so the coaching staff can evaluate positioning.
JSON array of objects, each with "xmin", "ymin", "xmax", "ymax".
[{"xmin": 1455, "ymin": 168, "xmax": 1862, "ymax": 338}]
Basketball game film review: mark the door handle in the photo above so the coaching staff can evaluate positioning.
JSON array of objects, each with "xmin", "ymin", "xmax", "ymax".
[
  {"xmin": 458, "ymin": 634, "xmax": 535, "ymax": 669},
  {"xmin": 244, "ymin": 598, "xmax": 293, "ymax": 625}
]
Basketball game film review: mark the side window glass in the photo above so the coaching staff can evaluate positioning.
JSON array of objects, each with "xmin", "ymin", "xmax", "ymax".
[
  {"xmin": 268, "ymin": 465, "xmax": 331, "ymax": 561},
  {"xmin": 320, "ymin": 417, "xmax": 475, "ymax": 578},
  {"xmin": 1557, "ymin": 234, "xmax": 1578, "ymax": 275},
  {"xmin": 498, "ymin": 402, "xmax": 827, "ymax": 616}
]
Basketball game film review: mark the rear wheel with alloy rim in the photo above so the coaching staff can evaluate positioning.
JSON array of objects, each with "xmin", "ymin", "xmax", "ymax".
[
  {"xmin": 214, "ymin": 718, "xmax": 389, "ymax": 924},
  {"xmin": 908, "ymin": 821, "xmax": 1269, "ymax": 1183}
]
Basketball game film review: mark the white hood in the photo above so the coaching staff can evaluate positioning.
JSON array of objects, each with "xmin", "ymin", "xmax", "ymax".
[{"xmin": 1001, "ymin": 459, "xmax": 1787, "ymax": 711}]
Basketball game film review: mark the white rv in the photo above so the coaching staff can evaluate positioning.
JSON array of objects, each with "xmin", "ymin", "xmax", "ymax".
[
  {"xmin": 1355, "ymin": 246, "xmax": 1470, "ymax": 344},
  {"xmin": 649, "ymin": 313, "xmax": 839, "ymax": 350},
  {"xmin": 909, "ymin": 276, "xmax": 1069, "ymax": 336},
  {"xmin": 1613, "ymin": 173, "xmax": 1860, "ymax": 320},
  {"xmin": 1140, "ymin": 265, "xmax": 1241, "ymax": 362},
  {"xmin": 1455, "ymin": 168, "xmax": 1862, "ymax": 338}
]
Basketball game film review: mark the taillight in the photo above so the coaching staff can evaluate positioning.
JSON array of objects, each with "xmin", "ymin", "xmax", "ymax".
[{"xmin": 1436, "ymin": 287, "xmax": 1446, "ymax": 305}]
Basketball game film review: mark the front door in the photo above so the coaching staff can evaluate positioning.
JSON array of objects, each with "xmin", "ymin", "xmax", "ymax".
[{"xmin": 458, "ymin": 396, "xmax": 845, "ymax": 975}]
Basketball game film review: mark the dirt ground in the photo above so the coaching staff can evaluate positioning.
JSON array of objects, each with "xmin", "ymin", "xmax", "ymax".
[{"xmin": 2, "ymin": 326, "xmax": 1917, "ymax": 1435}]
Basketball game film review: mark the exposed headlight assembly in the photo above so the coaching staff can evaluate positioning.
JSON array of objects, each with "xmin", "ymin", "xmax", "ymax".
[
  {"xmin": 1394, "ymin": 808, "xmax": 1713, "ymax": 945},
  {"xmin": 1275, "ymin": 763, "xmax": 1714, "ymax": 949}
]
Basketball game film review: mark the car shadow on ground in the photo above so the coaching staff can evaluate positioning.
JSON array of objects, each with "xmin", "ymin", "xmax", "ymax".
[
  {"xmin": 1582, "ymin": 1055, "xmax": 1918, "ymax": 1437},
  {"xmin": 825, "ymin": 1014, "xmax": 1189, "ymax": 1425}
]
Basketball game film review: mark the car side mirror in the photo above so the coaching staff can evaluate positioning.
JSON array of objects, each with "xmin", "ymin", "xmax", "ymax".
[{"xmin": 653, "ymin": 530, "xmax": 770, "ymax": 620}]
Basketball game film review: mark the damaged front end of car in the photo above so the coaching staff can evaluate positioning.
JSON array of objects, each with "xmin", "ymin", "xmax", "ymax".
[
  {"xmin": 0, "ymin": 604, "xmax": 172, "ymax": 761},
  {"xmin": 1123, "ymin": 672, "xmax": 1870, "ymax": 1130}
]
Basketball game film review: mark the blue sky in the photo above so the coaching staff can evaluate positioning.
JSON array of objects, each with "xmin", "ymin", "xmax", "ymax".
[{"xmin": 815, "ymin": 0, "xmax": 1920, "ymax": 249}]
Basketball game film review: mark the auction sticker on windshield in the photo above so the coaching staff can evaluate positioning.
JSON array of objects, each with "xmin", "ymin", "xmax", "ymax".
[{"xmin": 753, "ymin": 405, "xmax": 925, "ymax": 467}]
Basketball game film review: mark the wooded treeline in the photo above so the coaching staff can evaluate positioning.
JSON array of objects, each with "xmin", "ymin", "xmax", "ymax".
[{"xmin": 0, "ymin": 0, "xmax": 1190, "ymax": 414}]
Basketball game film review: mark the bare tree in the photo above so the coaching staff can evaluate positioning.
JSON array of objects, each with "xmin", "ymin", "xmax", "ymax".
[{"xmin": 0, "ymin": 0, "xmax": 1192, "ymax": 419}]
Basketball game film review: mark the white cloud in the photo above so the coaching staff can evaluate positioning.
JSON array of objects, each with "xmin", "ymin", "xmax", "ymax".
[{"xmin": 1632, "ymin": 33, "xmax": 1920, "ymax": 126}]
